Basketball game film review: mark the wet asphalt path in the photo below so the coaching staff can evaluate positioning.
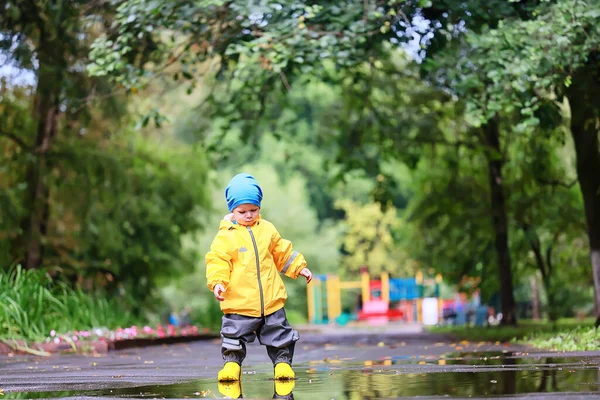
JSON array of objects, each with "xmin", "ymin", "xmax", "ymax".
[{"xmin": 1, "ymin": 324, "xmax": 599, "ymax": 399}]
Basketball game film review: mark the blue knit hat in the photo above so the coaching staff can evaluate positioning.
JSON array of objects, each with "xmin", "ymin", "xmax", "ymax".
[{"xmin": 225, "ymin": 173, "xmax": 263, "ymax": 212}]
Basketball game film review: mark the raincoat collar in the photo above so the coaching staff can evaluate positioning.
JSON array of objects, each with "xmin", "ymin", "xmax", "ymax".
[{"xmin": 227, "ymin": 214, "xmax": 262, "ymax": 229}]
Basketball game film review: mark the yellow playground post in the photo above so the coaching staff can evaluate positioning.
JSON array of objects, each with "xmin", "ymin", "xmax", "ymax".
[{"xmin": 326, "ymin": 275, "xmax": 341, "ymax": 323}]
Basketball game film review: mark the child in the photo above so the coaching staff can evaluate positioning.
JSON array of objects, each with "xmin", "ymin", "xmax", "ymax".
[{"xmin": 206, "ymin": 173, "xmax": 313, "ymax": 382}]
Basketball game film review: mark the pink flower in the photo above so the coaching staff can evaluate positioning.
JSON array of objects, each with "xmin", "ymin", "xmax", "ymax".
[{"xmin": 50, "ymin": 330, "xmax": 56, "ymax": 337}]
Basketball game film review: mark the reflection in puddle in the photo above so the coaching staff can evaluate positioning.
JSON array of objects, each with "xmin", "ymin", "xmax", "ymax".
[{"xmin": 3, "ymin": 356, "xmax": 600, "ymax": 399}]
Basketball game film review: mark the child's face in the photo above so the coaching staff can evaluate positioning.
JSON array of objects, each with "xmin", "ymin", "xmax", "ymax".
[{"xmin": 232, "ymin": 204, "xmax": 260, "ymax": 226}]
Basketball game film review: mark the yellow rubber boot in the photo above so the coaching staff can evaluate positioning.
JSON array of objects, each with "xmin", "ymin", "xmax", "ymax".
[
  {"xmin": 218, "ymin": 380, "xmax": 242, "ymax": 399},
  {"xmin": 274, "ymin": 379, "xmax": 296, "ymax": 396},
  {"xmin": 218, "ymin": 362, "xmax": 241, "ymax": 382},
  {"xmin": 274, "ymin": 362, "xmax": 295, "ymax": 380}
]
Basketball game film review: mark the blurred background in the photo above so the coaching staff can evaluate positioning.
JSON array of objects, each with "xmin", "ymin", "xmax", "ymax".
[{"xmin": 1, "ymin": 0, "xmax": 598, "ymax": 345}]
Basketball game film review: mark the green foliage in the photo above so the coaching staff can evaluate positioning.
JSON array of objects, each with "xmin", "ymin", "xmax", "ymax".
[
  {"xmin": 191, "ymin": 298, "xmax": 222, "ymax": 333},
  {"xmin": 0, "ymin": 266, "xmax": 141, "ymax": 341},
  {"xmin": 337, "ymin": 199, "xmax": 412, "ymax": 278},
  {"xmin": 520, "ymin": 326, "xmax": 600, "ymax": 352},
  {"xmin": 429, "ymin": 319, "xmax": 595, "ymax": 343},
  {"xmin": 62, "ymin": 136, "xmax": 210, "ymax": 303},
  {"xmin": 0, "ymin": 128, "xmax": 211, "ymax": 306},
  {"xmin": 88, "ymin": 0, "xmax": 423, "ymax": 85},
  {"xmin": 426, "ymin": 0, "xmax": 600, "ymax": 130},
  {"xmin": 2, "ymin": 0, "xmax": 598, "ymax": 334},
  {"xmin": 406, "ymin": 147, "xmax": 497, "ymax": 296}
]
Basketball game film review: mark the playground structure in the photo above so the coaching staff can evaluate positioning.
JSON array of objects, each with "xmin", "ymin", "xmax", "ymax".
[{"xmin": 307, "ymin": 268, "xmax": 443, "ymax": 325}]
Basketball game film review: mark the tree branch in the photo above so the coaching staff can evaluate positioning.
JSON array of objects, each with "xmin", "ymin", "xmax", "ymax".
[
  {"xmin": 279, "ymin": 71, "xmax": 292, "ymax": 91},
  {"xmin": 0, "ymin": 131, "xmax": 34, "ymax": 151},
  {"xmin": 546, "ymin": 232, "xmax": 559, "ymax": 277},
  {"xmin": 521, "ymin": 223, "xmax": 548, "ymax": 279},
  {"xmin": 536, "ymin": 177, "xmax": 578, "ymax": 189}
]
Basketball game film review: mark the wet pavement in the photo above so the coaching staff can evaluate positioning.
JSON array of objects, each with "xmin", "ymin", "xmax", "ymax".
[{"xmin": 1, "ymin": 324, "xmax": 599, "ymax": 399}]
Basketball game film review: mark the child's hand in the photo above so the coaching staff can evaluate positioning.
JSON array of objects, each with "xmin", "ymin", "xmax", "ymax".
[
  {"xmin": 300, "ymin": 268, "xmax": 313, "ymax": 284},
  {"xmin": 213, "ymin": 284, "xmax": 226, "ymax": 301},
  {"xmin": 223, "ymin": 213, "xmax": 235, "ymax": 222}
]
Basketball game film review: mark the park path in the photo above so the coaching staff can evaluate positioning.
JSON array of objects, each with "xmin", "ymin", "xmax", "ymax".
[{"xmin": 1, "ymin": 323, "xmax": 599, "ymax": 399}]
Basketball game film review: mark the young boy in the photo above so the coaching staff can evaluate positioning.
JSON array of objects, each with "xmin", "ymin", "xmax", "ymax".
[{"xmin": 206, "ymin": 173, "xmax": 313, "ymax": 383}]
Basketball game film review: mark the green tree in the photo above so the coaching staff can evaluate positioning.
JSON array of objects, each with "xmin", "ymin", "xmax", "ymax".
[
  {"xmin": 0, "ymin": 0, "xmax": 123, "ymax": 269},
  {"xmin": 427, "ymin": 0, "xmax": 600, "ymax": 324},
  {"xmin": 337, "ymin": 199, "xmax": 413, "ymax": 278},
  {"xmin": 1, "ymin": 1, "xmax": 212, "ymax": 313}
]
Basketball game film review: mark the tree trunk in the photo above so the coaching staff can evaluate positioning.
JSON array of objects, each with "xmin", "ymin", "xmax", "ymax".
[
  {"xmin": 530, "ymin": 275, "xmax": 541, "ymax": 320},
  {"xmin": 521, "ymin": 225, "xmax": 557, "ymax": 321},
  {"xmin": 483, "ymin": 118, "xmax": 517, "ymax": 325},
  {"xmin": 568, "ymin": 68, "xmax": 600, "ymax": 328},
  {"xmin": 22, "ymin": 17, "xmax": 64, "ymax": 270}
]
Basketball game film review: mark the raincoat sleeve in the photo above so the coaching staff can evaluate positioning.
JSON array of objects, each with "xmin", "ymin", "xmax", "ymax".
[
  {"xmin": 205, "ymin": 221, "xmax": 235, "ymax": 291},
  {"xmin": 271, "ymin": 229, "xmax": 307, "ymax": 279}
]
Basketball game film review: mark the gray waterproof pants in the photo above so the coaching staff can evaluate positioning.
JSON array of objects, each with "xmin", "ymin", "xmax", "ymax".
[{"xmin": 221, "ymin": 308, "xmax": 299, "ymax": 365}]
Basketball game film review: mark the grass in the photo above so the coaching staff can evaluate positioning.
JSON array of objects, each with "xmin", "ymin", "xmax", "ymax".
[
  {"xmin": 517, "ymin": 325, "xmax": 600, "ymax": 351},
  {"xmin": 0, "ymin": 265, "xmax": 142, "ymax": 342},
  {"xmin": 427, "ymin": 318, "xmax": 595, "ymax": 345}
]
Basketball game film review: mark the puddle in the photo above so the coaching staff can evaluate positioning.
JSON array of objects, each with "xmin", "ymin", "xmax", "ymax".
[{"xmin": 3, "ymin": 356, "xmax": 600, "ymax": 399}]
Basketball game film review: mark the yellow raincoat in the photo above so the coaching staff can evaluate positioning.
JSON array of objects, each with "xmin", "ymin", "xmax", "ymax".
[{"xmin": 205, "ymin": 216, "xmax": 307, "ymax": 317}]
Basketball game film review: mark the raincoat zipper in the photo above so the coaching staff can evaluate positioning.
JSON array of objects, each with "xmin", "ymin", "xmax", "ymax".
[{"xmin": 247, "ymin": 226, "xmax": 265, "ymax": 316}]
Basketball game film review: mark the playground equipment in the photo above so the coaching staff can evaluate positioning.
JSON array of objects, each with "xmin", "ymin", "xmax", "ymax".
[{"xmin": 307, "ymin": 268, "xmax": 442, "ymax": 325}]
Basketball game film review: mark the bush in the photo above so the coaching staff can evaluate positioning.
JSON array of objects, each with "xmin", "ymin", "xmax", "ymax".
[
  {"xmin": 519, "ymin": 326, "xmax": 600, "ymax": 351},
  {"xmin": 192, "ymin": 299, "xmax": 223, "ymax": 333},
  {"xmin": 0, "ymin": 266, "xmax": 142, "ymax": 341}
]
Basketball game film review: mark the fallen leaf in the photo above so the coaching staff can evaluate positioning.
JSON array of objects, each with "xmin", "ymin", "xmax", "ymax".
[
  {"xmin": 418, "ymin": 361, "xmax": 426, "ymax": 365},
  {"xmin": 377, "ymin": 342, "xmax": 385, "ymax": 347},
  {"xmin": 113, "ymin": 375, "xmax": 123, "ymax": 379},
  {"xmin": 144, "ymin": 360, "xmax": 154, "ymax": 364}
]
